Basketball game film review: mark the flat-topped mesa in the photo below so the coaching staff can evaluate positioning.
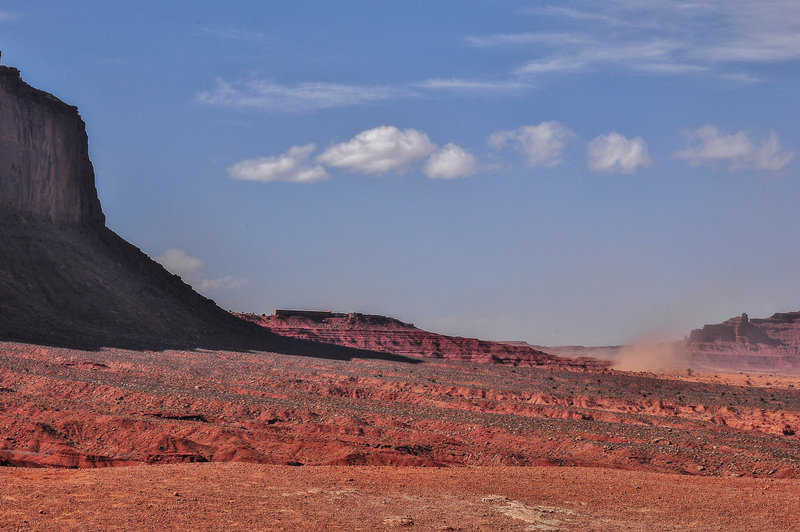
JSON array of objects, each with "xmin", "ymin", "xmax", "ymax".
[
  {"xmin": 688, "ymin": 312, "xmax": 786, "ymax": 347},
  {"xmin": 0, "ymin": 65, "xmax": 104, "ymax": 225},
  {"xmin": 237, "ymin": 310, "xmax": 610, "ymax": 369},
  {"xmin": 684, "ymin": 310, "xmax": 800, "ymax": 371}
]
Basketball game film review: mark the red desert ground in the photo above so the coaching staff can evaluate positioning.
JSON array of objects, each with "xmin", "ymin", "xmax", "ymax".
[{"xmin": 2, "ymin": 63, "xmax": 800, "ymax": 530}]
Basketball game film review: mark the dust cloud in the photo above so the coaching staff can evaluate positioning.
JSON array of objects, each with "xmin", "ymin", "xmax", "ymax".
[{"xmin": 612, "ymin": 340, "xmax": 687, "ymax": 373}]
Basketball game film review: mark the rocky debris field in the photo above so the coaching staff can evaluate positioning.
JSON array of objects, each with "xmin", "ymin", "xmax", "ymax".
[{"xmin": 1, "ymin": 341, "xmax": 799, "ymax": 477}]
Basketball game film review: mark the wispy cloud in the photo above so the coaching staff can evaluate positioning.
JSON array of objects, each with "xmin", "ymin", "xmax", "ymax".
[
  {"xmin": 155, "ymin": 249, "xmax": 247, "ymax": 292},
  {"xmin": 511, "ymin": 36, "xmax": 700, "ymax": 77},
  {"xmin": 0, "ymin": 10, "xmax": 14, "ymax": 21},
  {"xmin": 470, "ymin": 1, "xmax": 800, "ymax": 80},
  {"xmin": 676, "ymin": 125, "xmax": 794, "ymax": 171},
  {"xmin": 197, "ymin": 79, "xmax": 415, "ymax": 112},
  {"xmin": 416, "ymin": 78, "xmax": 529, "ymax": 92},
  {"xmin": 588, "ymin": 133, "xmax": 653, "ymax": 174},
  {"xmin": 228, "ymin": 144, "xmax": 329, "ymax": 184},
  {"xmin": 467, "ymin": 32, "xmax": 589, "ymax": 48}
]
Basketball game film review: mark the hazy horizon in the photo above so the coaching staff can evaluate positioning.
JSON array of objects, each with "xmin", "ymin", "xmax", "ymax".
[{"xmin": 2, "ymin": 1, "xmax": 798, "ymax": 346}]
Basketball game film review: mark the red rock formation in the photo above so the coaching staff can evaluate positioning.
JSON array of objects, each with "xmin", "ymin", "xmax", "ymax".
[
  {"xmin": 686, "ymin": 311, "xmax": 800, "ymax": 371},
  {"xmin": 237, "ymin": 310, "xmax": 608, "ymax": 369}
]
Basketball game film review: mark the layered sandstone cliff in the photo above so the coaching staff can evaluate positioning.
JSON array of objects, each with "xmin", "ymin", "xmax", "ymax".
[
  {"xmin": 237, "ymin": 310, "xmax": 608, "ymax": 369},
  {"xmin": 685, "ymin": 312, "xmax": 800, "ymax": 371},
  {"xmin": 0, "ymin": 66, "xmax": 103, "ymax": 225}
]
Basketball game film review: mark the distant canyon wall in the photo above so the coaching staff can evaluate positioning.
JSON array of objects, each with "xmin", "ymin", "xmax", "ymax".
[
  {"xmin": 686, "ymin": 312, "xmax": 800, "ymax": 371},
  {"xmin": 0, "ymin": 65, "xmax": 104, "ymax": 224}
]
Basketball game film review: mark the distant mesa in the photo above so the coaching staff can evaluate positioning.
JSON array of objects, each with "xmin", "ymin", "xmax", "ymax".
[
  {"xmin": 237, "ymin": 310, "xmax": 609, "ymax": 369},
  {"xmin": 685, "ymin": 311, "xmax": 800, "ymax": 371}
]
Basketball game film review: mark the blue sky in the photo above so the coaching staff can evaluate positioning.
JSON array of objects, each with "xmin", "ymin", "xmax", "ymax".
[{"xmin": 2, "ymin": 1, "xmax": 799, "ymax": 345}]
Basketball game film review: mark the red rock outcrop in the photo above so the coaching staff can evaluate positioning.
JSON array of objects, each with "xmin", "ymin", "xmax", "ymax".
[
  {"xmin": 686, "ymin": 312, "xmax": 800, "ymax": 371},
  {"xmin": 238, "ymin": 310, "xmax": 608, "ymax": 369}
]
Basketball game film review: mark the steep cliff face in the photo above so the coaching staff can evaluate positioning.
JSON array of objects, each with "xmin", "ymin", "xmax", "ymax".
[
  {"xmin": 685, "ymin": 312, "xmax": 800, "ymax": 371},
  {"xmin": 0, "ymin": 66, "xmax": 104, "ymax": 225}
]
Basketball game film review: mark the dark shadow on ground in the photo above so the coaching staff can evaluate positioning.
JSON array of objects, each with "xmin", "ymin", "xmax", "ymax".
[
  {"xmin": 0, "ymin": 217, "xmax": 420, "ymax": 364},
  {"xmin": 0, "ymin": 325, "xmax": 423, "ymax": 364}
]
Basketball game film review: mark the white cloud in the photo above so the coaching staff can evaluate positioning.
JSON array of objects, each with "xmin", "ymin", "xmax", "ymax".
[
  {"xmin": 424, "ymin": 144, "xmax": 477, "ymax": 179},
  {"xmin": 489, "ymin": 122, "xmax": 573, "ymax": 168},
  {"xmin": 676, "ymin": 125, "xmax": 794, "ymax": 171},
  {"xmin": 511, "ymin": 37, "xmax": 696, "ymax": 77},
  {"xmin": 515, "ymin": 56, "xmax": 589, "ymax": 75},
  {"xmin": 156, "ymin": 248, "xmax": 203, "ymax": 278},
  {"xmin": 197, "ymin": 79, "xmax": 414, "ymax": 112},
  {"xmin": 155, "ymin": 249, "xmax": 247, "ymax": 292},
  {"xmin": 228, "ymin": 144, "xmax": 329, "ymax": 184},
  {"xmin": 587, "ymin": 133, "xmax": 653, "ymax": 174},
  {"xmin": 317, "ymin": 126, "xmax": 436, "ymax": 175}
]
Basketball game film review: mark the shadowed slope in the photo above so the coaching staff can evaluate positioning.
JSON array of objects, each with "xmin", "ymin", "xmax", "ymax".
[{"xmin": 0, "ymin": 214, "xmax": 420, "ymax": 361}]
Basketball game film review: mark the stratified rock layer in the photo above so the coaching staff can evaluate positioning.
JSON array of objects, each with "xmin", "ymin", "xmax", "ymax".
[
  {"xmin": 686, "ymin": 312, "xmax": 800, "ymax": 371},
  {"xmin": 0, "ymin": 66, "xmax": 103, "ymax": 225},
  {"xmin": 237, "ymin": 310, "xmax": 608, "ymax": 369}
]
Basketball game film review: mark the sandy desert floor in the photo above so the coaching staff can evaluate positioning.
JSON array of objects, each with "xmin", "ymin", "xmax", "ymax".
[{"xmin": 1, "ymin": 462, "xmax": 799, "ymax": 531}]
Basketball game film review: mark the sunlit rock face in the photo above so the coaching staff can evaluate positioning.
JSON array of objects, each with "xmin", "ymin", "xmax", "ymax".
[
  {"xmin": 686, "ymin": 312, "xmax": 800, "ymax": 371},
  {"xmin": 0, "ymin": 65, "xmax": 104, "ymax": 225}
]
